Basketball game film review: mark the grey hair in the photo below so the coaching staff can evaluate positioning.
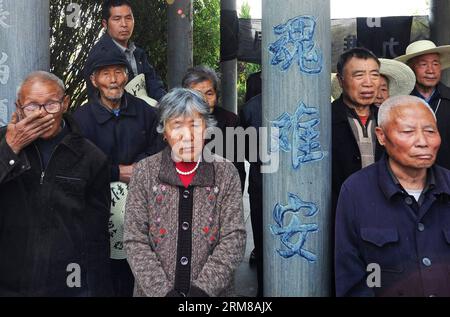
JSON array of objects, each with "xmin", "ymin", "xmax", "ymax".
[
  {"xmin": 17, "ymin": 71, "xmax": 65, "ymax": 100},
  {"xmin": 156, "ymin": 88, "xmax": 217, "ymax": 134},
  {"xmin": 378, "ymin": 95, "xmax": 436, "ymax": 128},
  {"xmin": 181, "ymin": 65, "xmax": 220, "ymax": 95}
]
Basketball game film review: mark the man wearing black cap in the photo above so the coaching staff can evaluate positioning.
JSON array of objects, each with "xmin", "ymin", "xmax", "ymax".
[
  {"xmin": 73, "ymin": 48, "xmax": 163, "ymax": 297},
  {"xmin": 84, "ymin": 0, "xmax": 166, "ymax": 103}
]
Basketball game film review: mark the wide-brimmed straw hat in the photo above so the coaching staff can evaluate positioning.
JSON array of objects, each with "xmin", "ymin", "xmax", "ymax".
[
  {"xmin": 394, "ymin": 40, "xmax": 450, "ymax": 70},
  {"xmin": 331, "ymin": 58, "xmax": 416, "ymax": 100}
]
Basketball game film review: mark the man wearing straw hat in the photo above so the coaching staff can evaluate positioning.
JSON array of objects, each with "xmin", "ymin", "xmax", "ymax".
[
  {"xmin": 395, "ymin": 40, "xmax": 450, "ymax": 170},
  {"xmin": 373, "ymin": 59, "xmax": 416, "ymax": 107}
]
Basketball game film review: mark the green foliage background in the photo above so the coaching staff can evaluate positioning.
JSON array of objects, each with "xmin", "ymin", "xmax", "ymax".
[{"xmin": 238, "ymin": 1, "xmax": 261, "ymax": 108}]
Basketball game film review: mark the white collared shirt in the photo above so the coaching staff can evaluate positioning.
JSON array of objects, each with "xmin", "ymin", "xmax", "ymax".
[{"xmin": 112, "ymin": 39, "xmax": 139, "ymax": 76}]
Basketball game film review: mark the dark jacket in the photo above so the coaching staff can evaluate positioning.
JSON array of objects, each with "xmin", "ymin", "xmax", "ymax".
[
  {"xmin": 0, "ymin": 115, "xmax": 112, "ymax": 296},
  {"xmin": 239, "ymin": 94, "xmax": 262, "ymax": 199},
  {"xmin": 84, "ymin": 33, "xmax": 166, "ymax": 102},
  {"xmin": 72, "ymin": 92, "xmax": 164, "ymax": 182},
  {"xmin": 245, "ymin": 71, "xmax": 261, "ymax": 103},
  {"xmin": 412, "ymin": 82, "xmax": 450, "ymax": 170},
  {"xmin": 208, "ymin": 106, "xmax": 246, "ymax": 192},
  {"xmin": 335, "ymin": 155, "xmax": 450, "ymax": 297},
  {"xmin": 332, "ymin": 96, "xmax": 384, "ymax": 213},
  {"xmin": 239, "ymin": 94, "xmax": 264, "ymax": 296}
]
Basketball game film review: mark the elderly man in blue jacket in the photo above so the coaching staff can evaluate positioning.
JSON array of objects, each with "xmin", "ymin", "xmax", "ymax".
[
  {"xmin": 84, "ymin": 0, "xmax": 166, "ymax": 103},
  {"xmin": 74, "ymin": 46, "xmax": 164, "ymax": 297},
  {"xmin": 335, "ymin": 95, "xmax": 450, "ymax": 297}
]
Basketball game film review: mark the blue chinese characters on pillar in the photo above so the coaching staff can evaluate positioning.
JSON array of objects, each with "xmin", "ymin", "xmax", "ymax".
[
  {"xmin": 271, "ymin": 101, "xmax": 324, "ymax": 169},
  {"xmin": 269, "ymin": 15, "xmax": 323, "ymax": 74},
  {"xmin": 270, "ymin": 192, "xmax": 318, "ymax": 262}
]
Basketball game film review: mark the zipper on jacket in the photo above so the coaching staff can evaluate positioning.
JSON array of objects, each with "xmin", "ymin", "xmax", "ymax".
[{"xmin": 34, "ymin": 144, "xmax": 60, "ymax": 185}]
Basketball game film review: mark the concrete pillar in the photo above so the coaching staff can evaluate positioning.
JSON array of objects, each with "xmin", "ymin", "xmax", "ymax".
[
  {"xmin": 430, "ymin": 0, "xmax": 450, "ymax": 86},
  {"xmin": 0, "ymin": 0, "xmax": 50, "ymax": 127},
  {"xmin": 167, "ymin": 0, "xmax": 193, "ymax": 89},
  {"xmin": 220, "ymin": 0, "xmax": 237, "ymax": 114},
  {"xmin": 262, "ymin": 0, "xmax": 332, "ymax": 296}
]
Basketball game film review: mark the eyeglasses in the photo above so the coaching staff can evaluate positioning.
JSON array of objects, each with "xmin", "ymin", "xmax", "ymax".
[{"xmin": 17, "ymin": 98, "xmax": 64, "ymax": 115}]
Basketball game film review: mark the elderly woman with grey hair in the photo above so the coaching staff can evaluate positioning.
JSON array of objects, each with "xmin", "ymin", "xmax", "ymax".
[
  {"xmin": 182, "ymin": 65, "xmax": 247, "ymax": 192},
  {"xmin": 124, "ymin": 88, "xmax": 246, "ymax": 297}
]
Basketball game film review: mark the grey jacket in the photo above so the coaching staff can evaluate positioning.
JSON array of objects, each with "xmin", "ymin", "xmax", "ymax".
[{"xmin": 124, "ymin": 147, "xmax": 246, "ymax": 297}]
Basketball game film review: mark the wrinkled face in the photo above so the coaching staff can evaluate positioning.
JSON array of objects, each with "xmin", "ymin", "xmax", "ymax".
[
  {"xmin": 91, "ymin": 65, "xmax": 128, "ymax": 107},
  {"xmin": 339, "ymin": 57, "xmax": 380, "ymax": 108},
  {"xmin": 410, "ymin": 53, "xmax": 441, "ymax": 90},
  {"xmin": 17, "ymin": 80, "xmax": 69, "ymax": 140},
  {"xmin": 164, "ymin": 110, "xmax": 206, "ymax": 162},
  {"xmin": 102, "ymin": 5, "xmax": 134, "ymax": 47},
  {"xmin": 374, "ymin": 75, "xmax": 389, "ymax": 107},
  {"xmin": 189, "ymin": 80, "xmax": 217, "ymax": 112},
  {"xmin": 376, "ymin": 103, "xmax": 441, "ymax": 172}
]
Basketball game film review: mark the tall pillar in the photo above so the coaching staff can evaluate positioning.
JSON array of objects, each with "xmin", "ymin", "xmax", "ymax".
[
  {"xmin": 167, "ymin": 0, "xmax": 193, "ymax": 89},
  {"xmin": 262, "ymin": 0, "xmax": 332, "ymax": 296},
  {"xmin": 430, "ymin": 0, "xmax": 450, "ymax": 86},
  {"xmin": 220, "ymin": 0, "xmax": 237, "ymax": 114},
  {"xmin": 0, "ymin": 0, "xmax": 50, "ymax": 127}
]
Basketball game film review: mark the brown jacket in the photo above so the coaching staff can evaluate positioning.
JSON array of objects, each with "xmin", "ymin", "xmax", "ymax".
[{"xmin": 124, "ymin": 147, "xmax": 246, "ymax": 297}]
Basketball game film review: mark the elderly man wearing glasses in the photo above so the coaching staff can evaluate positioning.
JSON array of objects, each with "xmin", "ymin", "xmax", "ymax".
[{"xmin": 0, "ymin": 71, "xmax": 113, "ymax": 296}]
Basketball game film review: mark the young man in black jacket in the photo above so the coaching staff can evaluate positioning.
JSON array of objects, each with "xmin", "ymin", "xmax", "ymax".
[{"xmin": 84, "ymin": 0, "xmax": 166, "ymax": 103}]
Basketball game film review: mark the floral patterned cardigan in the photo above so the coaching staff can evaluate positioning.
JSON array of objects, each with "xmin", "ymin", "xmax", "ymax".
[{"xmin": 124, "ymin": 146, "xmax": 246, "ymax": 297}]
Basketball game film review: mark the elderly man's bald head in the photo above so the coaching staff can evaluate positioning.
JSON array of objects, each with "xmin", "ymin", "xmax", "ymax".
[
  {"xmin": 377, "ymin": 95, "xmax": 436, "ymax": 129},
  {"xmin": 15, "ymin": 71, "xmax": 70, "ymax": 140},
  {"xmin": 16, "ymin": 71, "xmax": 65, "ymax": 101},
  {"xmin": 375, "ymin": 94, "xmax": 441, "ymax": 172}
]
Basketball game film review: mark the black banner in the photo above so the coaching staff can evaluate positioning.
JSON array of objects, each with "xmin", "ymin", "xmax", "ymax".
[
  {"xmin": 237, "ymin": 18, "xmax": 262, "ymax": 64},
  {"xmin": 356, "ymin": 16, "xmax": 413, "ymax": 58},
  {"xmin": 220, "ymin": 10, "xmax": 239, "ymax": 62}
]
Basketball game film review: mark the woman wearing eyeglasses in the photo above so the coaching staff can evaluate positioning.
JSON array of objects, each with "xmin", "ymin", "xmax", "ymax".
[{"xmin": 124, "ymin": 88, "xmax": 246, "ymax": 297}]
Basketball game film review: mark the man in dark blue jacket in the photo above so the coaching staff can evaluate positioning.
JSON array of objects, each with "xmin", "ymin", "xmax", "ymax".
[
  {"xmin": 84, "ymin": 0, "xmax": 166, "ymax": 103},
  {"xmin": 335, "ymin": 95, "xmax": 450, "ymax": 297},
  {"xmin": 74, "ymin": 48, "xmax": 163, "ymax": 297}
]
